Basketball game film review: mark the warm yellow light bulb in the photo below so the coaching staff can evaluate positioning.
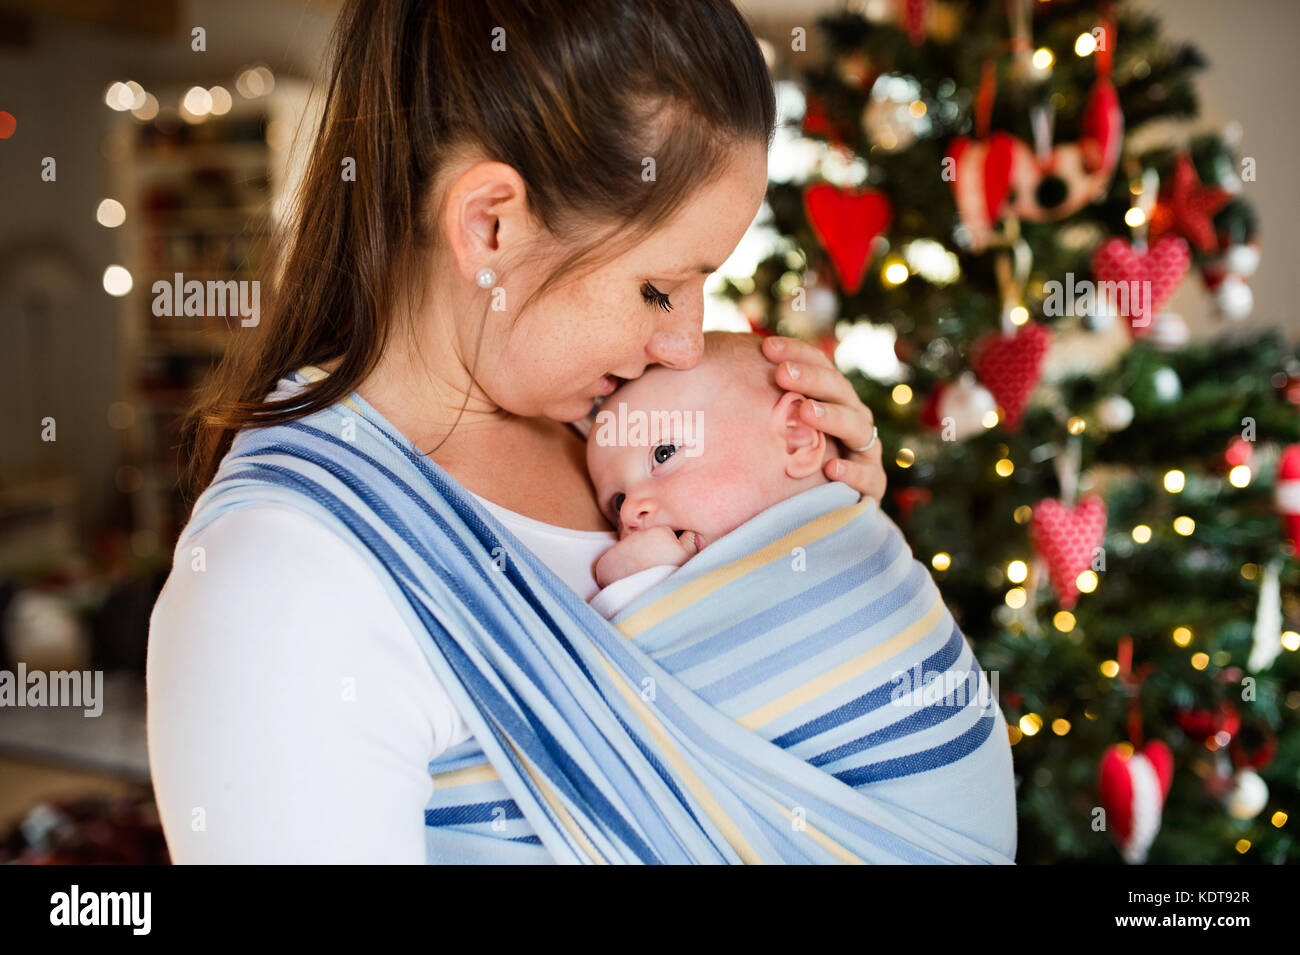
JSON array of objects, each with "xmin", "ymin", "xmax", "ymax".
[
  {"xmin": 1052, "ymin": 718, "xmax": 1071, "ymax": 736},
  {"xmin": 1132, "ymin": 524, "xmax": 1152, "ymax": 544},
  {"xmin": 1164, "ymin": 469, "xmax": 1185, "ymax": 493},
  {"xmin": 1005, "ymin": 587, "xmax": 1027, "ymax": 609},
  {"xmin": 1228, "ymin": 465, "xmax": 1251, "ymax": 488},
  {"xmin": 982, "ymin": 409, "xmax": 1000, "ymax": 429},
  {"xmin": 1282, "ymin": 631, "xmax": 1300, "ymax": 652},
  {"xmin": 1125, "ymin": 207, "xmax": 1147, "ymax": 228},
  {"xmin": 995, "ymin": 458, "xmax": 1014, "ymax": 477},
  {"xmin": 1053, "ymin": 611, "xmax": 1075, "ymax": 632},
  {"xmin": 892, "ymin": 383, "xmax": 913, "ymax": 405},
  {"xmin": 1009, "ymin": 305, "xmax": 1029, "ymax": 325},
  {"xmin": 1100, "ymin": 659, "xmax": 1120, "ymax": 678},
  {"xmin": 1032, "ymin": 47, "xmax": 1054, "ymax": 70},
  {"xmin": 895, "ymin": 448, "xmax": 915, "ymax": 469},
  {"xmin": 931, "ymin": 552, "xmax": 951, "ymax": 571},
  {"xmin": 1075, "ymin": 32, "xmax": 1098, "ymax": 56},
  {"xmin": 1007, "ymin": 560, "xmax": 1028, "ymax": 584},
  {"xmin": 1019, "ymin": 713, "xmax": 1043, "ymax": 736},
  {"xmin": 1174, "ymin": 516, "xmax": 1196, "ymax": 536},
  {"xmin": 884, "ymin": 260, "xmax": 909, "ymax": 285},
  {"xmin": 1076, "ymin": 570, "xmax": 1098, "ymax": 593},
  {"xmin": 1191, "ymin": 652, "xmax": 1209, "ymax": 670},
  {"xmin": 1172, "ymin": 626, "xmax": 1193, "ymax": 647}
]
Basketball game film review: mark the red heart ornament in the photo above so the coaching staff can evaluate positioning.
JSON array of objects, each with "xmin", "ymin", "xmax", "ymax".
[
  {"xmin": 1091, "ymin": 236, "xmax": 1190, "ymax": 336},
  {"xmin": 803, "ymin": 184, "xmax": 892, "ymax": 295},
  {"xmin": 0, "ymin": 111, "xmax": 15, "ymax": 140},
  {"xmin": 971, "ymin": 320, "xmax": 1051, "ymax": 430},
  {"xmin": 1029, "ymin": 495, "xmax": 1107, "ymax": 609},
  {"xmin": 946, "ymin": 132, "xmax": 1016, "ymax": 251},
  {"xmin": 1098, "ymin": 741, "xmax": 1174, "ymax": 864}
]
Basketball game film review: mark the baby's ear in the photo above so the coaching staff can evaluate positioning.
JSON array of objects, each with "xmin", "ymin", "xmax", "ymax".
[{"xmin": 773, "ymin": 392, "xmax": 826, "ymax": 480}]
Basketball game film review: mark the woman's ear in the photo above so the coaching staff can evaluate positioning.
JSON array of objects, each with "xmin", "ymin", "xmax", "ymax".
[
  {"xmin": 772, "ymin": 391, "xmax": 827, "ymax": 480},
  {"xmin": 441, "ymin": 160, "xmax": 533, "ymax": 284}
]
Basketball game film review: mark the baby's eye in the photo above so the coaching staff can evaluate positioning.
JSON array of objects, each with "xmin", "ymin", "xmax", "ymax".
[
  {"xmin": 652, "ymin": 444, "xmax": 677, "ymax": 466},
  {"xmin": 610, "ymin": 492, "xmax": 626, "ymax": 520}
]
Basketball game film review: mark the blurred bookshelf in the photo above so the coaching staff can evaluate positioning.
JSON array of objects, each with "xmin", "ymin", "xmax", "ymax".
[{"xmin": 109, "ymin": 75, "xmax": 314, "ymax": 566}]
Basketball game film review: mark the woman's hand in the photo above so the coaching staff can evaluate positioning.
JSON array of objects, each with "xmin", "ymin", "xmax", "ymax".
[{"xmin": 762, "ymin": 335, "xmax": 886, "ymax": 504}]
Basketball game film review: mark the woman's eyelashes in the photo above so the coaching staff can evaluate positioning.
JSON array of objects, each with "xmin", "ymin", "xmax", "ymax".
[{"xmin": 640, "ymin": 281, "xmax": 673, "ymax": 312}]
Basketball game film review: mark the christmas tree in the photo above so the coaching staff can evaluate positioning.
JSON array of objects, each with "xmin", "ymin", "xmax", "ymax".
[{"xmin": 725, "ymin": 0, "xmax": 1296, "ymax": 863}]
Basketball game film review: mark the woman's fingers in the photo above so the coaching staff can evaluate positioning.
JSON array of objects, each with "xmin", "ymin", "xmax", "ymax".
[{"xmin": 827, "ymin": 449, "xmax": 887, "ymax": 504}]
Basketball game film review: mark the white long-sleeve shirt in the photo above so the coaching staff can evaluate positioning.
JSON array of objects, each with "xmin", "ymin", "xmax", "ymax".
[{"xmin": 147, "ymin": 472, "xmax": 617, "ymax": 863}]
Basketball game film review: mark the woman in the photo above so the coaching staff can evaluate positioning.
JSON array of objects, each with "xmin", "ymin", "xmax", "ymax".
[{"xmin": 147, "ymin": 0, "xmax": 913, "ymax": 864}]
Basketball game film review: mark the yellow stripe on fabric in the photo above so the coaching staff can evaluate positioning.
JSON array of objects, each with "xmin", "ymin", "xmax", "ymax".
[
  {"xmin": 432, "ymin": 762, "xmax": 500, "ymax": 789},
  {"xmin": 503, "ymin": 736, "xmax": 607, "ymax": 865},
  {"xmin": 296, "ymin": 363, "xmax": 360, "ymax": 412},
  {"xmin": 617, "ymin": 498, "xmax": 876, "ymax": 640},
  {"xmin": 591, "ymin": 651, "xmax": 763, "ymax": 865},
  {"xmin": 768, "ymin": 797, "xmax": 866, "ymax": 865},
  {"xmin": 738, "ymin": 596, "xmax": 946, "ymax": 731}
]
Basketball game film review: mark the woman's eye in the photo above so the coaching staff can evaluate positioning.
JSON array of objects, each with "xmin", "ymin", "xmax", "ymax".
[
  {"xmin": 641, "ymin": 282, "xmax": 673, "ymax": 312},
  {"xmin": 652, "ymin": 444, "xmax": 677, "ymax": 466}
]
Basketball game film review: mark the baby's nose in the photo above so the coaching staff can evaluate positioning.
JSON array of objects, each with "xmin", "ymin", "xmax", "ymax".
[{"xmin": 620, "ymin": 495, "xmax": 656, "ymax": 532}]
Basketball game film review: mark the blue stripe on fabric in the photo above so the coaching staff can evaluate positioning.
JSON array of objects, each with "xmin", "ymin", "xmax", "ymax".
[
  {"xmin": 425, "ymin": 800, "xmax": 526, "ymax": 827},
  {"xmin": 808, "ymin": 669, "xmax": 978, "ymax": 767},
  {"xmin": 769, "ymin": 625, "xmax": 965, "ymax": 749},
  {"xmin": 834, "ymin": 712, "xmax": 998, "ymax": 786}
]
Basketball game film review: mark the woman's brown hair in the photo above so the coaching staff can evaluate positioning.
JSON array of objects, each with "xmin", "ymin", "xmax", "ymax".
[{"xmin": 182, "ymin": 0, "xmax": 775, "ymax": 497}]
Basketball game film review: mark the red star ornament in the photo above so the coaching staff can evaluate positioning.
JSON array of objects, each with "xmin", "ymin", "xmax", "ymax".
[{"xmin": 1148, "ymin": 155, "xmax": 1230, "ymax": 254}]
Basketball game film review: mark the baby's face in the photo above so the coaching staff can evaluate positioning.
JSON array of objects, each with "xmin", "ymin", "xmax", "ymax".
[{"xmin": 585, "ymin": 361, "xmax": 798, "ymax": 551}]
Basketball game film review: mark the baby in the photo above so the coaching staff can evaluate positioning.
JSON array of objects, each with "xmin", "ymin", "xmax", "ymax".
[
  {"xmin": 585, "ymin": 330, "xmax": 838, "ymax": 617},
  {"xmin": 582, "ymin": 330, "xmax": 1016, "ymax": 860}
]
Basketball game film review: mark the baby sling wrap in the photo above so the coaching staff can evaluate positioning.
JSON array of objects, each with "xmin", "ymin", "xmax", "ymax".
[{"xmin": 181, "ymin": 371, "xmax": 1016, "ymax": 864}]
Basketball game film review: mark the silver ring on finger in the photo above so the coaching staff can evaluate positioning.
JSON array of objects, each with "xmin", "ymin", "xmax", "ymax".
[{"xmin": 849, "ymin": 426, "xmax": 878, "ymax": 454}]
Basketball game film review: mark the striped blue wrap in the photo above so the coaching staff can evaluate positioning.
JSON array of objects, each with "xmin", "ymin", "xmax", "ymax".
[{"xmin": 183, "ymin": 373, "xmax": 1016, "ymax": 864}]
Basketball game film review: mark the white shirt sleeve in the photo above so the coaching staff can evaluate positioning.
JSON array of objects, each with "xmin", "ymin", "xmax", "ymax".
[
  {"xmin": 146, "ymin": 503, "xmax": 472, "ymax": 863},
  {"xmin": 588, "ymin": 564, "xmax": 680, "ymax": 620}
]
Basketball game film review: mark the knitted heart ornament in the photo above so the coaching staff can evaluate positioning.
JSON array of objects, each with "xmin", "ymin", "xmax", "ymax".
[
  {"xmin": 1029, "ymin": 495, "xmax": 1107, "ymax": 609},
  {"xmin": 1098, "ymin": 741, "xmax": 1174, "ymax": 864},
  {"xmin": 803, "ymin": 184, "xmax": 892, "ymax": 295},
  {"xmin": 1091, "ymin": 236, "xmax": 1190, "ymax": 337},
  {"xmin": 972, "ymin": 320, "xmax": 1051, "ymax": 430}
]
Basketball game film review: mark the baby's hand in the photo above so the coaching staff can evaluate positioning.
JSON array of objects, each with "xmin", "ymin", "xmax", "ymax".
[{"xmin": 595, "ymin": 526, "xmax": 699, "ymax": 589}]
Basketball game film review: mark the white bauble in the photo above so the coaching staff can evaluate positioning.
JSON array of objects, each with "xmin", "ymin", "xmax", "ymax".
[
  {"xmin": 1225, "ymin": 769, "xmax": 1269, "ymax": 820},
  {"xmin": 1150, "ymin": 312, "xmax": 1190, "ymax": 351},
  {"xmin": 937, "ymin": 373, "xmax": 997, "ymax": 441},
  {"xmin": 1224, "ymin": 244, "xmax": 1261, "ymax": 278},
  {"xmin": 1216, "ymin": 275, "xmax": 1254, "ymax": 321},
  {"xmin": 1153, "ymin": 367, "xmax": 1182, "ymax": 402},
  {"xmin": 1097, "ymin": 395, "xmax": 1135, "ymax": 431}
]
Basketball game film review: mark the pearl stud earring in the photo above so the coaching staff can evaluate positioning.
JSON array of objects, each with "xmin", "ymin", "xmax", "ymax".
[{"xmin": 475, "ymin": 267, "xmax": 497, "ymax": 289}]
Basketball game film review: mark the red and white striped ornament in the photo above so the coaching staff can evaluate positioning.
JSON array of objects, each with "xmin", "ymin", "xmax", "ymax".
[
  {"xmin": 1275, "ymin": 445, "xmax": 1300, "ymax": 547},
  {"xmin": 1098, "ymin": 741, "xmax": 1174, "ymax": 864}
]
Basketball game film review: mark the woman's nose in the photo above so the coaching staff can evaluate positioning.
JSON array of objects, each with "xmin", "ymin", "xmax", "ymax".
[{"xmin": 646, "ymin": 297, "xmax": 705, "ymax": 370}]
